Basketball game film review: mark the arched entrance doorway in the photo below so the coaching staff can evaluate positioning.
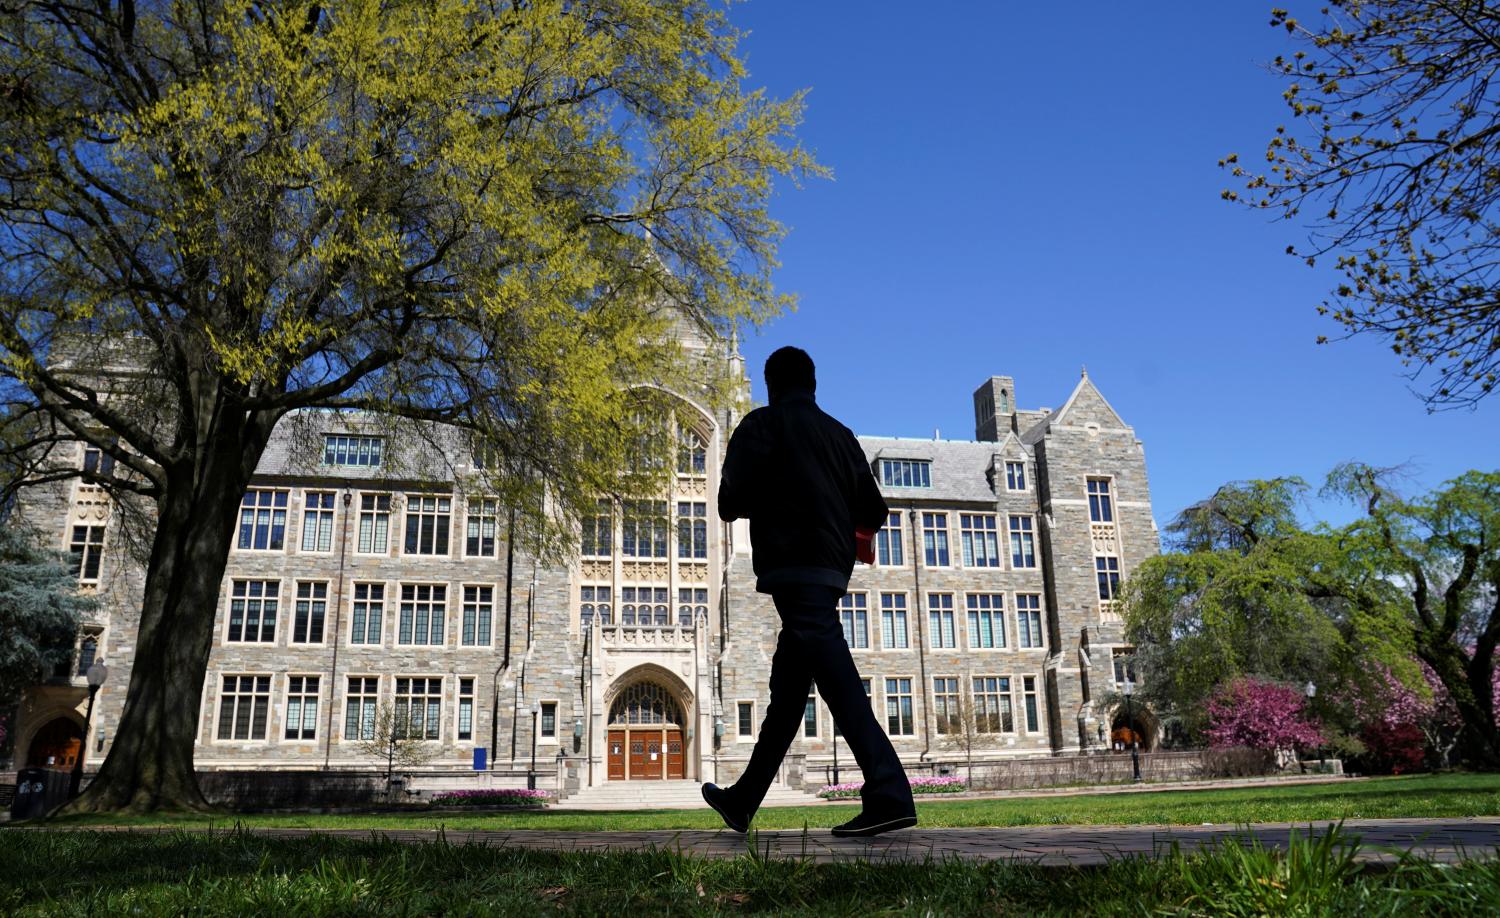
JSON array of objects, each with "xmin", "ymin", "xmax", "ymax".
[
  {"xmin": 27, "ymin": 717, "xmax": 83, "ymax": 771},
  {"xmin": 1110, "ymin": 704, "xmax": 1157, "ymax": 753},
  {"xmin": 606, "ymin": 681, "xmax": 686, "ymax": 780}
]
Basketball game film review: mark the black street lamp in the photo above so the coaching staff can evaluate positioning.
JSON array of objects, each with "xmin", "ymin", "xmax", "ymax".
[
  {"xmin": 528, "ymin": 700, "xmax": 540, "ymax": 790},
  {"xmin": 1304, "ymin": 681, "xmax": 1318, "ymax": 771},
  {"xmin": 70, "ymin": 660, "xmax": 108, "ymax": 798},
  {"xmin": 1123, "ymin": 679, "xmax": 1142, "ymax": 783},
  {"xmin": 831, "ymin": 730, "xmax": 840, "ymax": 786}
]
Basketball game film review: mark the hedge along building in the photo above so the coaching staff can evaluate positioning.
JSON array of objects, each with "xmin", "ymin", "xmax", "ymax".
[{"xmin": 10, "ymin": 333, "xmax": 1161, "ymax": 794}]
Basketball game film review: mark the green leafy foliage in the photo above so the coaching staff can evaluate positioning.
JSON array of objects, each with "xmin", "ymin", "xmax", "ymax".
[
  {"xmin": 0, "ymin": 0, "xmax": 819, "ymax": 810},
  {"xmin": 1125, "ymin": 466, "xmax": 1500, "ymax": 765},
  {"xmin": 0, "ymin": 524, "xmax": 92, "ymax": 703}
]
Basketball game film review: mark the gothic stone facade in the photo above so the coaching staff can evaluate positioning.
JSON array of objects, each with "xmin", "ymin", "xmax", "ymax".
[{"xmin": 11, "ymin": 367, "xmax": 1158, "ymax": 791}]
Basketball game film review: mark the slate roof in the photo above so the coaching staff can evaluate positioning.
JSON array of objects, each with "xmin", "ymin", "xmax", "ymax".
[{"xmin": 856, "ymin": 435, "xmax": 1011, "ymax": 504}]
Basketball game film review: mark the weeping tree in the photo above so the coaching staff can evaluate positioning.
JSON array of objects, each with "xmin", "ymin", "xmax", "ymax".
[
  {"xmin": 1123, "ymin": 477, "xmax": 1406, "ymax": 738},
  {"xmin": 0, "ymin": 0, "xmax": 818, "ymax": 812},
  {"xmin": 1329, "ymin": 463, "xmax": 1500, "ymax": 766},
  {"xmin": 1127, "ymin": 467, "xmax": 1500, "ymax": 766}
]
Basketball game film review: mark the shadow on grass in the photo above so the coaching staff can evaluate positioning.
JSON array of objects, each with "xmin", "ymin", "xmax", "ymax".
[{"xmin": 4, "ymin": 823, "xmax": 1500, "ymax": 916}]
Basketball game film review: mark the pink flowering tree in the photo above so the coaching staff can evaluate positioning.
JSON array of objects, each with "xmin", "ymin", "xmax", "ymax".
[
  {"xmin": 1349, "ymin": 662, "xmax": 1462, "ymax": 768},
  {"xmin": 1347, "ymin": 660, "xmax": 1500, "ymax": 770},
  {"xmin": 1205, "ymin": 677, "xmax": 1324, "ymax": 765}
]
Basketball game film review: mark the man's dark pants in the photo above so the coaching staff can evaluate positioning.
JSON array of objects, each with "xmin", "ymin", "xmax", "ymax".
[{"xmin": 729, "ymin": 582, "xmax": 914, "ymax": 818}]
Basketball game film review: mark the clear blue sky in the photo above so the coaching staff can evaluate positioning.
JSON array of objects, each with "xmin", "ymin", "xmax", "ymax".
[{"xmin": 726, "ymin": 1, "xmax": 1499, "ymax": 532}]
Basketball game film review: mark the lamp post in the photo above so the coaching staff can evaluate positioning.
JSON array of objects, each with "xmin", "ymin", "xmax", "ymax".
[
  {"xmin": 70, "ymin": 660, "xmax": 108, "ymax": 798},
  {"xmin": 831, "ymin": 730, "xmax": 841, "ymax": 786},
  {"xmin": 1304, "ymin": 681, "xmax": 1318, "ymax": 771},
  {"xmin": 713, "ymin": 715, "xmax": 725, "ymax": 783},
  {"xmin": 1123, "ymin": 679, "xmax": 1142, "ymax": 783},
  {"xmin": 528, "ymin": 700, "xmax": 540, "ymax": 790}
]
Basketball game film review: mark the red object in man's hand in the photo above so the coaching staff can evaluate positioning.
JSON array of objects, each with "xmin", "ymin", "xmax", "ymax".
[{"xmin": 855, "ymin": 527, "xmax": 876, "ymax": 565}]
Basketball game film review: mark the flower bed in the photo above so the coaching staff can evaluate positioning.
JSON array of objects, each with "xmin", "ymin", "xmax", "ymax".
[
  {"xmin": 817, "ymin": 775, "xmax": 967, "ymax": 799},
  {"xmin": 430, "ymin": 788, "xmax": 551, "ymax": 807}
]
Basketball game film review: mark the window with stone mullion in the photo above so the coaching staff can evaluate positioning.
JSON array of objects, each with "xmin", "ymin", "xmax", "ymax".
[
  {"xmin": 839, "ymin": 592, "xmax": 869, "ymax": 649},
  {"xmin": 357, "ymin": 494, "xmax": 392, "ymax": 553},
  {"xmin": 676, "ymin": 501, "xmax": 707, "ymax": 559},
  {"xmin": 301, "ymin": 491, "xmax": 336, "ymax": 552},
  {"xmin": 68, "ymin": 525, "xmax": 105, "ymax": 581},
  {"xmin": 404, "ymin": 495, "xmax": 451, "ymax": 556},
  {"xmin": 350, "ymin": 583, "xmax": 384, "ymax": 644},
  {"xmin": 959, "ymin": 514, "xmax": 999, "ymax": 568},
  {"xmin": 292, "ymin": 581, "xmax": 328, "ymax": 643},
  {"xmin": 1009, "ymin": 515, "xmax": 1036, "ymax": 568},
  {"xmin": 972, "ymin": 676, "xmax": 1013, "ymax": 733},
  {"xmin": 885, "ymin": 677, "xmax": 914, "ymax": 735},
  {"xmin": 217, "ymin": 674, "xmax": 271, "ymax": 741},
  {"xmin": 927, "ymin": 593, "xmax": 956, "ymax": 648},
  {"xmin": 399, "ymin": 584, "xmax": 447, "ymax": 645},
  {"xmin": 465, "ymin": 498, "xmax": 499, "ymax": 557},
  {"xmin": 1016, "ymin": 594, "xmax": 1044, "ymax": 648},
  {"xmin": 394, "ymin": 677, "xmax": 442, "ymax": 740},
  {"xmin": 880, "ymin": 592, "xmax": 909, "ymax": 649},
  {"xmin": 582, "ymin": 499, "xmax": 612, "ymax": 557},
  {"xmin": 966, "ymin": 593, "xmax": 1005, "ymax": 649},
  {"xmin": 344, "ymin": 677, "xmax": 380, "ymax": 741},
  {"xmin": 921, "ymin": 512, "xmax": 950, "ymax": 567},
  {"xmin": 933, "ymin": 677, "xmax": 960, "ymax": 734},
  {"xmin": 876, "ymin": 511, "xmax": 904, "ymax": 565},
  {"xmin": 285, "ymin": 675, "xmax": 320, "ymax": 740}
]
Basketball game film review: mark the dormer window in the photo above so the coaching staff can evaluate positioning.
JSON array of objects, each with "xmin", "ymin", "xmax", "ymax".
[
  {"xmin": 879, "ymin": 459, "xmax": 931, "ymax": 489},
  {"xmin": 323, "ymin": 435, "xmax": 383, "ymax": 468}
]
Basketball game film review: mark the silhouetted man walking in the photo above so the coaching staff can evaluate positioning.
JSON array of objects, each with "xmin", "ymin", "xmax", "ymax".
[{"xmin": 703, "ymin": 346, "xmax": 916, "ymax": 837}]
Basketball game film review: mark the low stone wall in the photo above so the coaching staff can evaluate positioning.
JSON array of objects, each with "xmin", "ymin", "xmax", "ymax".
[{"xmin": 196, "ymin": 767, "xmax": 555, "ymax": 811}]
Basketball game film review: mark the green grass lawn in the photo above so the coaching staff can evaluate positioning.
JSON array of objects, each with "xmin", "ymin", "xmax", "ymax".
[
  {"xmin": 30, "ymin": 773, "xmax": 1500, "ymax": 832},
  {"xmin": 4, "ymin": 824, "xmax": 1499, "ymax": 916}
]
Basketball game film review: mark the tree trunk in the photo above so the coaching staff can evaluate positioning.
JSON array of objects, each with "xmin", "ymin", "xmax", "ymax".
[
  {"xmin": 61, "ymin": 404, "xmax": 277, "ymax": 814},
  {"xmin": 1421, "ymin": 643, "xmax": 1500, "ymax": 769}
]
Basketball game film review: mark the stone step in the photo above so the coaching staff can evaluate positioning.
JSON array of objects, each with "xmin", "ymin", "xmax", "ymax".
[{"xmin": 557, "ymin": 780, "xmax": 825, "ymax": 810}]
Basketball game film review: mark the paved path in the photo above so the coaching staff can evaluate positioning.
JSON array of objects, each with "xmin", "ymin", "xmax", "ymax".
[{"xmin": 63, "ymin": 817, "xmax": 1500, "ymax": 866}]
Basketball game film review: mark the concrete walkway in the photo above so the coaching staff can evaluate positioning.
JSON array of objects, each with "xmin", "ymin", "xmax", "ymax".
[{"xmin": 66, "ymin": 817, "xmax": 1500, "ymax": 865}]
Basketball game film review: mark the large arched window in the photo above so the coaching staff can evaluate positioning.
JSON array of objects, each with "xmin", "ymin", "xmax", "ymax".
[{"xmin": 609, "ymin": 682, "xmax": 683, "ymax": 725}]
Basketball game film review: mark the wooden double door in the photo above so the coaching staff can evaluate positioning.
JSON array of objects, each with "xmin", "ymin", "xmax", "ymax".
[{"xmin": 607, "ymin": 728, "xmax": 685, "ymax": 780}]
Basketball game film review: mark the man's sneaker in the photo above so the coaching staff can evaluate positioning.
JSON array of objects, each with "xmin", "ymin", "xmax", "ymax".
[
  {"xmin": 701, "ymin": 782, "xmax": 749, "ymax": 833},
  {"xmin": 830, "ymin": 810, "xmax": 918, "ymax": 838}
]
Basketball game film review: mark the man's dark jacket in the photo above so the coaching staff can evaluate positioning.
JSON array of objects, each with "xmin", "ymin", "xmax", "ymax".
[{"xmin": 719, "ymin": 389, "xmax": 889, "ymax": 594}]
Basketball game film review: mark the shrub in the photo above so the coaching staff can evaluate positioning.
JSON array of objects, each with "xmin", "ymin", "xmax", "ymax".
[
  {"xmin": 1204, "ymin": 677, "xmax": 1323, "ymax": 757},
  {"xmin": 1355, "ymin": 721, "xmax": 1427, "ymax": 776},
  {"xmin": 817, "ymin": 775, "xmax": 966, "ymax": 799},
  {"xmin": 429, "ymin": 788, "xmax": 551, "ymax": 807}
]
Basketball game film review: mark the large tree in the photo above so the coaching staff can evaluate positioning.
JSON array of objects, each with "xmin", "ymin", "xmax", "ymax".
[
  {"xmin": 1125, "ymin": 467, "xmax": 1500, "ymax": 766},
  {"xmin": 1122, "ymin": 478, "xmax": 1389, "ymax": 737},
  {"xmin": 1329, "ymin": 463, "xmax": 1500, "ymax": 765},
  {"xmin": 1226, "ymin": 2, "xmax": 1500, "ymax": 408},
  {"xmin": 0, "ymin": 0, "xmax": 817, "ymax": 812}
]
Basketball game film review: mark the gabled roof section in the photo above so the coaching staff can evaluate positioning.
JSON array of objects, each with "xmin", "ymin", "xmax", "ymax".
[
  {"xmin": 858, "ymin": 436, "xmax": 1010, "ymax": 503},
  {"xmin": 993, "ymin": 430, "xmax": 1028, "ymax": 458},
  {"xmin": 1051, "ymin": 370, "xmax": 1128, "ymax": 430}
]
